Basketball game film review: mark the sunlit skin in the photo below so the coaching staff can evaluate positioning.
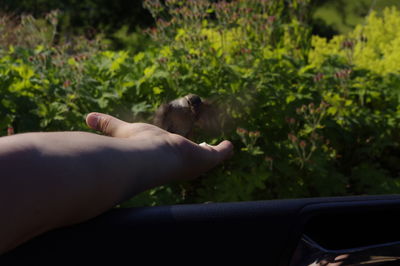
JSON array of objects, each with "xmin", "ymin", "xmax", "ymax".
[{"xmin": 0, "ymin": 112, "xmax": 233, "ymax": 254}]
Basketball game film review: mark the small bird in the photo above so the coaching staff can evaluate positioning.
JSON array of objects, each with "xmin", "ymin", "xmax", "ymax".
[{"xmin": 153, "ymin": 94, "xmax": 218, "ymax": 139}]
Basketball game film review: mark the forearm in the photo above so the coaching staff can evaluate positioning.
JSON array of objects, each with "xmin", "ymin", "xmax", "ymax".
[
  {"xmin": 0, "ymin": 132, "xmax": 169, "ymax": 254},
  {"xmin": 0, "ymin": 113, "xmax": 233, "ymax": 255}
]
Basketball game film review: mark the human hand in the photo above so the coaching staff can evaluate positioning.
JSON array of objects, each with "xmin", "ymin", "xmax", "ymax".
[
  {"xmin": 85, "ymin": 112, "xmax": 233, "ymax": 190},
  {"xmin": 0, "ymin": 112, "xmax": 233, "ymax": 254}
]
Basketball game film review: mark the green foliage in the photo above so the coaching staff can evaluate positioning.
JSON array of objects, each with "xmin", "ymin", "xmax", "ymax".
[
  {"xmin": 311, "ymin": 0, "xmax": 400, "ymax": 36},
  {"xmin": 0, "ymin": 11, "xmax": 59, "ymax": 49},
  {"xmin": 311, "ymin": 7, "xmax": 400, "ymax": 75},
  {"xmin": 1, "ymin": 1, "xmax": 154, "ymax": 52},
  {"xmin": 1, "ymin": 1, "xmax": 400, "ymax": 207},
  {"xmin": 1, "ymin": 0, "xmax": 154, "ymax": 36}
]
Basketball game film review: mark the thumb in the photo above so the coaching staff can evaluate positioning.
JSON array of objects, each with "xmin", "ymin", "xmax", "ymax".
[
  {"xmin": 86, "ymin": 112, "xmax": 132, "ymax": 138},
  {"xmin": 207, "ymin": 140, "xmax": 234, "ymax": 163},
  {"xmin": 197, "ymin": 140, "xmax": 234, "ymax": 169}
]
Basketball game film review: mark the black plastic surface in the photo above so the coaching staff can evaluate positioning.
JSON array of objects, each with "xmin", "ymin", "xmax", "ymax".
[{"xmin": 2, "ymin": 195, "xmax": 400, "ymax": 265}]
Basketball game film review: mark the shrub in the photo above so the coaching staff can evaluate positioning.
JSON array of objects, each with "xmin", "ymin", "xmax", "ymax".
[
  {"xmin": 1, "ymin": 2, "xmax": 400, "ymax": 207},
  {"xmin": 310, "ymin": 7, "xmax": 400, "ymax": 76}
]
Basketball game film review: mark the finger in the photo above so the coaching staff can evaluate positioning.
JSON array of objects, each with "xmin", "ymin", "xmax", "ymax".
[
  {"xmin": 86, "ymin": 112, "xmax": 132, "ymax": 138},
  {"xmin": 199, "ymin": 140, "xmax": 234, "ymax": 163},
  {"xmin": 178, "ymin": 140, "xmax": 233, "ymax": 180},
  {"xmin": 207, "ymin": 140, "xmax": 234, "ymax": 163},
  {"xmin": 190, "ymin": 140, "xmax": 233, "ymax": 175}
]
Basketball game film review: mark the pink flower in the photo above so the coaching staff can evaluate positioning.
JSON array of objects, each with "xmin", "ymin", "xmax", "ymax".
[
  {"xmin": 267, "ymin": 16, "xmax": 276, "ymax": 23},
  {"xmin": 335, "ymin": 69, "xmax": 352, "ymax": 79},
  {"xmin": 313, "ymin": 73, "xmax": 324, "ymax": 82},
  {"xmin": 341, "ymin": 40, "xmax": 354, "ymax": 49},
  {"xmin": 299, "ymin": 140, "xmax": 307, "ymax": 148},
  {"xmin": 63, "ymin": 80, "xmax": 71, "ymax": 88},
  {"xmin": 249, "ymin": 131, "xmax": 260, "ymax": 138},
  {"xmin": 288, "ymin": 133, "xmax": 298, "ymax": 143},
  {"xmin": 236, "ymin": 127, "xmax": 248, "ymax": 135},
  {"xmin": 7, "ymin": 127, "xmax": 14, "ymax": 136}
]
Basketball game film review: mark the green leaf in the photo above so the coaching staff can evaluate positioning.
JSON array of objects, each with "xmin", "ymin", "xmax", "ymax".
[
  {"xmin": 327, "ymin": 106, "xmax": 338, "ymax": 116},
  {"xmin": 134, "ymin": 52, "xmax": 145, "ymax": 63},
  {"xmin": 153, "ymin": 86, "xmax": 163, "ymax": 94},
  {"xmin": 68, "ymin": 57, "xmax": 77, "ymax": 66},
  {"xmin": 286, "ymin": 94, "xmax": 296, "ymax": 104},
  {"xmin": 144, "ymin": 65, "xmax": 157, "ymax": 78}
]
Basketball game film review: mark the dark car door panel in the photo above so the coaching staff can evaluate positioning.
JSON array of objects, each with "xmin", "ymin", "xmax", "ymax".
[{"xmin": 2, "ymin": 195, "xmax": 400, "ymax": 265}]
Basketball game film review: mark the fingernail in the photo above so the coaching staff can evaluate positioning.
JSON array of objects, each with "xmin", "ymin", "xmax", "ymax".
[
  {"xmin": 199, "ymin": 142, "xmax": 211, "ymax": 147},
  {"xmin": 87, "ymin": 113, "xmax": 100, "ymax": 129}
]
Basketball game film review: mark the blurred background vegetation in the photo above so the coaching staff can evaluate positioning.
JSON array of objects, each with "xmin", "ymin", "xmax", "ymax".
[
  {"xmin": 4, "ymin": 0, "xmax": 400, "ymax": 47},
  {"xmin": 1, "ymin": 0, "xmax": 400, "ymax": 206},
  {"xmin": 311, "ymin": 0, "xmax": 400, "ymax": 37},
  {"xmin": 2, "ymin": 1, "xmax": 400, "ymax": 36},
  {"xmin": 1, "ymin": 0, "xmax": 154, "ymax": 53}
]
